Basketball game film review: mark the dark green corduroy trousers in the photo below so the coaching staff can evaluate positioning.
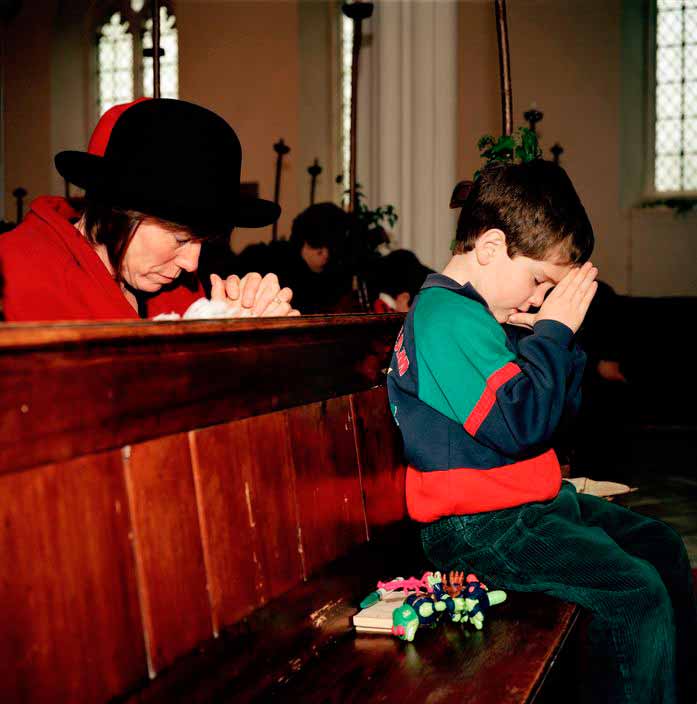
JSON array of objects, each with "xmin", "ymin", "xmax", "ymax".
[{"xmin": 421, "ymin": 482, "xmax": 697, "ymax": 704}]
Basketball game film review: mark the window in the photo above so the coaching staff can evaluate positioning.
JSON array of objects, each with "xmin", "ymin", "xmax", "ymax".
[
  {"xmin": 97, "ymin": 2, "xmax": 178, "ymax": 117},
  {"xmin": 143, "ymin": 7, "xmax": 179, "ymax": 100},
  {"xmin": 654, "ymin": 1, "xmax": 697, "ymax": 193},
  {"xmin": 97, "ymin": 12, "xmax": 134, "ymax": 115}
]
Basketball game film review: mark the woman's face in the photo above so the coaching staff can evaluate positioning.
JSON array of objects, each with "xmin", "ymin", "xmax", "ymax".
[{"xmin": 120, "ymin": 220, "xmax": 202, "ymax": 292}]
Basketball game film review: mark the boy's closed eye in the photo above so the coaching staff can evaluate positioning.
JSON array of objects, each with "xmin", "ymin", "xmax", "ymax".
[{"xmin": 528, "ymin": 285, "xmax": 555, "ymax": 314}]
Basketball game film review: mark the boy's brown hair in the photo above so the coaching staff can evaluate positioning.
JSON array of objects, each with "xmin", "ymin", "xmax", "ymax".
[{"xmin": 453, "ymin": 160, "xmax": 594, "ymax": 264}]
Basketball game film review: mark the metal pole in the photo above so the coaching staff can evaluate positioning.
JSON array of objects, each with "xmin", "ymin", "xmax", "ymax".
[
  {"xmin": 151, "ymin": 0, "xmax": 161, "ymax": 99},
  {"xmin": 12, "ymin": 187, "xmax": 26, "ymax": 223},
  {"xmin": 342, "ymin": 2, "xmax": 373, "ymax": 213},
  {"xmin": 550, "ymin": 143, "xmax": 564, "ymax": 165},
  {"xmin": 272, "ymin": 138, "xmax": 290, "ymax": 241},
  {"xmin": 349, "ymin": 20, "xmax": 360, "ymax": 213},
  {"xmin": 0, "ymin": 24, "xmax": 5, "ymax": 222},
  {"xmin": 524, "ymin": 106, "xmax": 543, "ymax": 134},
  {"xmin": 494, "ymin": 0, "xmax": 513, "ymax": 136},
  {"xmin": 308, "ymin": 159, "xmax": 322, "ymax": 206}
]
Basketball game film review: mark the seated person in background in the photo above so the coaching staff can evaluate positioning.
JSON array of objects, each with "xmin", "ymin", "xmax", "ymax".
[
  {"xmin": 570, "ymin": 279, "xmax": 630, "ymax": 474},
  {"xmin": 576, "ymin": 279, "xmax": 627, "ymax": 383},
  {"xmin": 0, "ymin": 98, "xmax": 297, "ymax": 322},
  {"xmin": 237, "ymin": 202, "xmax": 351, "ymax": 314},
  {"xmin": 366, "ymin": 249, "xmax": 433, "ymax": 313},
  {"xmin": 388, "ymin": 160, "xmax": 697, "ymax": 704}
]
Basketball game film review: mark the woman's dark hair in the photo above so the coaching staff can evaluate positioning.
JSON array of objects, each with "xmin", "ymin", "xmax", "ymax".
[
  {"xmin": 289, "ymin": 202, "xmax": 349, "ymax": 251},
  {"xmin": 81, "ymin": 199, "xmax": 215, "ymax": 279},
  {"xmin": 454, "ymin": 160, "xmax": 594, "ymax": 264}
]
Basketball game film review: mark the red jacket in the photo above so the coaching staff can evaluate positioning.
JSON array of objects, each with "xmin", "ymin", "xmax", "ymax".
[{"xmin": 0, "ymin": 197, "xmax": 202, "ymax": 322}]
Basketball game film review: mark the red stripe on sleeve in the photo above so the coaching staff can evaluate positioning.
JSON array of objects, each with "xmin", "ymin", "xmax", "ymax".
[{"xmin": 464, "ymin": 362, "xmax": 521, "ymax": 436}]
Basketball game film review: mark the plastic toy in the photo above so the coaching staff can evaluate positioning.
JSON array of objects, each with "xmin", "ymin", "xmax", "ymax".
[
  {"xmin": 390, "ymin": 570, "xmax": 507, "ymax": 641},
  {"xmin": 360, "ymin": 572, "xmax": 435, "ymax": 609},
  {"xmin": 462, "ymin": 573, "xmax": 507, "ymax": 630},
  {"xmin": 377, "ymin": 572, "xmax": 434, "ymax": 594}
]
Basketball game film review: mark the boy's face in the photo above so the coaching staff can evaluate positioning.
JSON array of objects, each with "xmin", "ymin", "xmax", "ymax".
[{"xmin": 480, "ymin": 244, "xmax": 574, "ymax": 324}]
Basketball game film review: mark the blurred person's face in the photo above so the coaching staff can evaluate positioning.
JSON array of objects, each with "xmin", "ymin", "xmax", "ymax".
[
  {"xmin": 394, "ymin": 292, "xmax": 412, "ymax": 313},
  {"xmin": 301, "ymin": 243, "xmax": 330, "ymax": 273}
]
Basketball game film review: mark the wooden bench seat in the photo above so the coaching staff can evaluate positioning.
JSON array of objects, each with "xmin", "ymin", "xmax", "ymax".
[
  {"xmin": 115, "ymin": 521, "xmax": 578, "ymax": 704},
  {"xmin": 0, "ymin": 315, "xmax": 579, "ymax": 704},
  {"xmin": 275, "ymin": 594, "xmax": 578, "ymax": 704}
]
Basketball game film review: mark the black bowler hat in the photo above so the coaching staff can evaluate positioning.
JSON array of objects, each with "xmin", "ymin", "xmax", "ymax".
[{"xmin": 55, "ymin": 98, "xmax": 280, "ymax": 234}]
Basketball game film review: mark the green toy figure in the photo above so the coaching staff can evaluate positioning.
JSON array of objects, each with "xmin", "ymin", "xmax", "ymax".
[
  {"xmin": 461, "ymin": 573, "xmax": 507, "ymax": 630},
  {"xmin": 391, "ymin": 571, "xmax": 507, "ymax": 641}
]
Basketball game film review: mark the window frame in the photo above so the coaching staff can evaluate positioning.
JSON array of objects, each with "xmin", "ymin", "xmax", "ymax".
[
  {"xmin": 646, "ymin": 0, "xmax": 697, "ymax": 200},
  {"xmin": 93, "ymin": 1, "xmax": 177, "ymax": 124}
]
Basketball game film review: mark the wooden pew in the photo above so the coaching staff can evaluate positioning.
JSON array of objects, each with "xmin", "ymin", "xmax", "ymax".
[{"xmin": 0, "ymin": 315, "xmax": 578, "ymax": 703}]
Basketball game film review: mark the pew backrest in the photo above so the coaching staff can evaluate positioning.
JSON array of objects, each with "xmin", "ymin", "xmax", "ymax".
[{"xmin": 0, "ymin": 315, "xmax": 405, "ymax": 703}]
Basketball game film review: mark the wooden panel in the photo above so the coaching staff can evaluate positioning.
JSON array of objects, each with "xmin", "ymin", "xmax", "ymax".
[
  {"xmin": 287, "ymin": 397, "xmax": 367, "ymax": 576},
  {"xmin": 241, "ymin": 413, "xmax": 304, "ymax": 598},
  {"xmin": 125, "ymin": 434, "xmax": 212, "ymax": 675},
  {"xmin": 0, "ymin": 451, "xmax": 147, "ymax": 703},
  {"xmin": 351, "ymin": 387, "xmax": 406, "ymax": 530},
  {"xmin": 0, "ymin": 315, "xmax": 402, "ymax": 476},
  {"xmin": 191, "ymin": 412, "xmax": 303, "ymax": 634}
]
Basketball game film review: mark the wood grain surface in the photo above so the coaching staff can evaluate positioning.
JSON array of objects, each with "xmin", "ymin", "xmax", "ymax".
[
  {"xmin": 286, "ymin": 398, "xmax": 368, "ymax": 577},
  {"xmin": 351, "ymin": 387, "xmax": 407, "ymax": 531},
  {"xmin": 0, "ymin": 451, "xmax": 147, "ymax": 703},
  {"xmin": 191, "ymin": 413, "xmax": 303, "ymax": 634},
  {"xmin": 124, "ymin": 434, "xmax": 212, "ymax": 675},
  {"xmin": 114, "ymin": 522, "xmax": 578, "ymax": 704},
  {"xmin": 0, "ymin": 316, "xmax": 417, "ymax": 703},
  {"xmin": 272, "ymin": 592, "xmax": 578, "ymax": 704},
  {"xmin": 0, "ymin": 315, "xmax": 402, "ymax": 476}
]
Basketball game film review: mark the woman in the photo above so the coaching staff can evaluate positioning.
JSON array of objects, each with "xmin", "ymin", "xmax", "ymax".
[{"xmin": 0, "ymin": 98, "xmax": 297, "ymax": 321}]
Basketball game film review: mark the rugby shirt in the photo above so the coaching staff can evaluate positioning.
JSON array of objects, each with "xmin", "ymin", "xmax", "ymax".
[{"xmin": 387, "ymin": 273, "xmax": 586, "ymax": 522}]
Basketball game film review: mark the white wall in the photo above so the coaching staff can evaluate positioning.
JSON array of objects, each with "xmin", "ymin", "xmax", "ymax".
[
  {"xmin": 457, "ymin": 0, "xmax": 697, "ymax": 296},
  {"xmin": 177, "ymin": 0, "xmax": 301, "ymax": 250},
  {"xmin": 2, "ymin": 0, "xmax": 56, "ymax": 219}
]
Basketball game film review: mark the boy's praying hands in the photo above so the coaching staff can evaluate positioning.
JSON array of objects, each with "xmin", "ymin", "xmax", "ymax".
[{"xmin": 507, "ymin": 261, "xmax": 599, "ymax": 333}]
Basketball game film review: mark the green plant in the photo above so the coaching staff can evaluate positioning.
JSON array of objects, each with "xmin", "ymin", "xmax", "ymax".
[
  {"xmin": 344, "ymin": 184, "xmax": 398, "ymax": 230},
  {"xmin": 474, "ymin": 127, "xmax": 541, "ymax": 180}
]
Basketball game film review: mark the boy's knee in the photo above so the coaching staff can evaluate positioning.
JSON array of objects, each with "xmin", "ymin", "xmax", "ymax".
[
  {"xmin": 632, "ymin": 564, "xmax": 671, "ymax": 612},
  {"xmin": 659, "ymin": 521, "xmax": 687, "ymax": 554},
  {"xmin": 647, "ymin": 517, "xmax": 690, "ymax": 566}
]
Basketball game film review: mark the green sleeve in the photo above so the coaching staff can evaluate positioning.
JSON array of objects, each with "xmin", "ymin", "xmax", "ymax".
[{"xmin": 413, "ymin": 287, "xmax": 515, "ymax": 424}]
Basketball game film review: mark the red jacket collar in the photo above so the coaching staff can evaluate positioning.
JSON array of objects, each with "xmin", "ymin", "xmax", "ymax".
[{"xmin": 27, "ymin": 196, "xmax": 137, "ymax": 318}]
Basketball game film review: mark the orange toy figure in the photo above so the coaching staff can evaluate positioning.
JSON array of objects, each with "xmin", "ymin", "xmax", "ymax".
[{"xmin": 442, "ymin": 570, "xmax": 466, "ymax": 598}]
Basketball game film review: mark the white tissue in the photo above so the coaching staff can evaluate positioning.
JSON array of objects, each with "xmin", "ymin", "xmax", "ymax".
[{"xmin": 152, "ymin": 297, "xmax": 242, "ymax": 321}]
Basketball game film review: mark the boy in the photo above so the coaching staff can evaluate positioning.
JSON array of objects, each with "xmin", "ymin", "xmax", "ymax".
[{"xmin": 387, "ymin": 160, "xmax": 696, "ymax": 704}]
